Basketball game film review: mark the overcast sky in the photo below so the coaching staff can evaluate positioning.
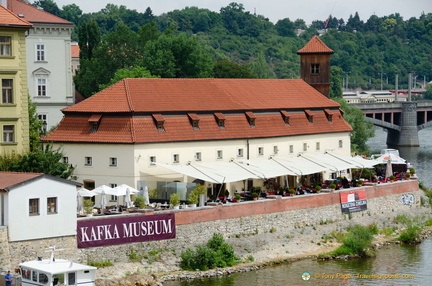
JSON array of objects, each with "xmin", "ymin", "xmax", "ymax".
[{"xmin": 54, "ymin": 0, "xmax": 431, "ymax": 25}]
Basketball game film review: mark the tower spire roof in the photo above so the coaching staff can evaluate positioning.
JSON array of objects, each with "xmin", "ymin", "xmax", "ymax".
[{"xmin": 297, "ymin": 36, "xmax": 334, "ymax": 54}]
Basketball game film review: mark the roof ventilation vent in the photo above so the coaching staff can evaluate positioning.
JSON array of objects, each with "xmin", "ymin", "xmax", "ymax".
[{"xmin": 18, "ymin": 14, "xmax": 25, "ymax": 18}]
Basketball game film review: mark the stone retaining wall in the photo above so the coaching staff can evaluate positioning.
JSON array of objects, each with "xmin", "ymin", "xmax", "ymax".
[{"xmin": 0, "ymin": 180, "xmax": 424, "ymax": 271}]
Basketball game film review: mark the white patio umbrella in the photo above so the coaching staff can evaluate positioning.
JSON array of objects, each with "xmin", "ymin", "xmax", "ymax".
[
  {"xmin": 93, "ymin": 185, "xmax": 116, "ymax": 195},
  {"xmin": 144, "ymin": 186, "xmax": 150, "ymax": 205},
  {"xmin": 385, "ymin": 158, "xmax": 393, "ymax": 178},
  {"xmin": 77, "ymin": 192, "xmax": 83, "ymax": 212},
  {"xmin": 77, "ymin": 187, "xmax": 96, "ymax": 197},
  {"xmin": 100, "ymin": 190, "xmax": 107, "ymax": 209},
  {"xmin": 374, "ymin": 153, "xmax": 406, "ymax": 165},
  {"xmin": 113, "ymin": 184, "xmax": 140, "ymax": 196},
  {"xmin": 125, "ymin": 188, "xmax": 132, "ymax": 208}
]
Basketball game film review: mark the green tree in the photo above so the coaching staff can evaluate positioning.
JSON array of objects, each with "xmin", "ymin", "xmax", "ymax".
[
  {"xmin": 98, "ymin": 66, "xmax": 158, "ymax": 91},
  {"xmin": 335, "ymin": 99, "xmax": 375, "ymax": 153},
  {"xmin": 78, "ymin": 20, "xmax": 101, "ymax": 60},
  {"xmin": 0, "ymin": 145, "xmax": 75, "ymax": 179},
  {"xmin": 142, "ymin": 33, "xmax": 213, "ymax": 78},
  {"xmin": 33, "ymin": 0, "xmax": 61, "ymax": 17},
  {"xmin": 424, "ymin": 84, "xmax": 432, "ymax": 100},
  {"xmin": 275, "ymin": 18, "xmax": 296, "ymax": 37},
  {"xmin": 28, "ymin": 96, "xmax": 43, "ymax": 152},
  {"xmin": 213, "ymin": 60, "xmax": 257, "ymax": 78},
  {"xmin": 330, "ymin": 66, "xmax": 343, "ymax": 98},
  {"xmin": 60, "ymin": 4, "xmax": 82, "ymax": 24}
]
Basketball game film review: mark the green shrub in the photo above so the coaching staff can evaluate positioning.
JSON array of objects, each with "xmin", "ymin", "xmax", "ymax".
[
  {"xmin": 134, "ymin": 196, "xmax": 145, "ymax": 209},
  {"xmin": 180, "ymin": 233, "xmax": 239, "ymax": 271},
  {"xmin": 398, "ymin": 225, "xmax": 422, "ymax": 243},
  {"xmin": 330, "ymin": 225, "xmax": 375, "ymax": 257}
]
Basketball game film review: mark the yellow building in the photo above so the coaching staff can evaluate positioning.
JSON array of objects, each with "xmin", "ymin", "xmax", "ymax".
[{"xmin": 0, "ymin": 5, "xmax": 32, "ymax": 155}]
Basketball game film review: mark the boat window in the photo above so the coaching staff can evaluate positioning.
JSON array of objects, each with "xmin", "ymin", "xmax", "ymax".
[
  {"xmin": 39, "ymin": 273, "xmax": 49, "ymax": 285},
  {"xmin": 53, "ymin": 274, "xmax": 64, "ymax": 286},
  {"xmin": 68, "ymin": 272, "xmax": 76, "ymax": 285},
  {"xmin": 32, "ymin": 271, "xmax": 37, "ymax": 282},
  {"xmin": 21, "ymin": 268, "xmax": 31, "ymax": 280}
]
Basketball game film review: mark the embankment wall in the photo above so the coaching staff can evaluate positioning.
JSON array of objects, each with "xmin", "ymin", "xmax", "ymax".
[{"xmin": 0, "ymin": 180, "xmax": 425, "ymax": 270}]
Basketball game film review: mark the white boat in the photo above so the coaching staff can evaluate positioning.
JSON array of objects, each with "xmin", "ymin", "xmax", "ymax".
[{"xmin": 18, "ymin": 247, "xmax": 97, "ymax": 286}]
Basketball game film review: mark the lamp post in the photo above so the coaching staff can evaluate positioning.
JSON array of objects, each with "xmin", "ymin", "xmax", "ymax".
[{"xmin": 380, "ymin": 72, "xmax": 383, "ymax": 91}]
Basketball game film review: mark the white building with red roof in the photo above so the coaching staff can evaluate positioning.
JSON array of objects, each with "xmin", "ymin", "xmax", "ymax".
[
  {"xmin": 4, "ymin": 0, "xmax": 74, "ymax": 130},
  {"xmin": 0, "ymin": 171, "xmax": 81, "ymax": 241},
  {"xmin": 42, "ymin": 76, "xmax": 353, "ymax": 199}
]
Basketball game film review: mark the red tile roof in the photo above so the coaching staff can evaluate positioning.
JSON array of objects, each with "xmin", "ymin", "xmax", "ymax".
[
  {"xmin": 43, "ymin": 110, "xmax": 351, "ymax": 144},
  {"xmin": 297, "ymin": 36, "xmax": 334, "ymax": 54},
  {"xmin": 6, "ymin": 0, "xmax": 73, "ymax": 26},
  {"xmin": 0, "ymin": 171, "xmax": 43, "ymax": 190},
  {"xmin": 0, "ymin": 4, "xmax": 32, "ymax": 28},
  {"xmin": 71, "ymin": 44, "xmax": 79, "ymax": 58},
  {"xmin": 63, "ymin": 78, "xmax": 342, "ymax": 113},
  {"xmin": 43, "ymin": 78, "xmax": 353, "ymax": 144}
]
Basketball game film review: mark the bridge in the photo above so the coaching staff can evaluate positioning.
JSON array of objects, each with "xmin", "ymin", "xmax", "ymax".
[{"xmin": 353, "ymin": 101, "xmax": 432, "ymax": 147}]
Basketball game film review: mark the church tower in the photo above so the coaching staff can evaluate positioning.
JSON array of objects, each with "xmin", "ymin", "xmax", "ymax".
[{"xmin": 297, "ymin": 36, "xmax": 334, "ymax": 98}]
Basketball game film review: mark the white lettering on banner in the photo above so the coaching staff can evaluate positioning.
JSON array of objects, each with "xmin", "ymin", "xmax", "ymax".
[{"xmin": 121, "ymin": 219, "xmax": 173, "ymax": 238}]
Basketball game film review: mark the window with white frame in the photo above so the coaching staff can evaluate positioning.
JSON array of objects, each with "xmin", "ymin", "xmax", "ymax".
[
  {"xmin": 109, "ymin": 157, "xmax": 117, "ymax": 166},
  {"xmin": 47, "ymin": 197, "xmax": 57, "ymax": 214},
  {"xmin": 0, "ymin": 36, "xmax": 11, "ymax": 56},
  {"xmin": 84, "ymin": 156, "xmax": 92, "ymax": 166},
  {"xmin": 36, "ymin": 44, "xmax": 45, "ymax": 61},
  {"xmin": 37, "ymin": 78, "xmax": 47, "ymax": 96},
  {"xmin": 303, "ymin": 143, "xmax": 308, "ymax": 151},
  {"xmin": 3, "ymin": 125, "xmax": 14, "ymax": 143},
  {"xmin": 237, "ymin": 148, "xmax": 244, "ymax": 157},
  {"xmin": 258, "ymin": 147, "xmax": 264, "ymax": 156},
  {"xmin": 2, "ymin": 79, "xmax": 13, "ymax": 104},
  {"xmin": 150, "ymin": 156, "xmax": 156, "ymax": 164},
  {"xmin": 316, "ymin": 142, "xmax": 320, "ymax": 151},
  {"xmin": 217, "ymin": 150, "xmax": 223, "ymax": 159},
  {"xmin": 109, "ymin": 183, "xmax": 118, "ymax": 201},
  {"xmin": 289, "ymin": 145, "xmax": 294, "ymax": 154},
  {"xmin": 273, "ymin": 146, "xmax": 278, "ymax": 155},
  {"xmin": 173, "ymin": 154, "xmax": 179, "ymax": 163},
  {"xmin": 339, "ymin": 140, "xmax": 343, "ymax": 148},
  {"xmin": 195, "ymin": 152, "xmax": 201, "ymax": 161},
  {"xmin": 62, "ymin": 156, "xmax": 68, "ymax": 164}
]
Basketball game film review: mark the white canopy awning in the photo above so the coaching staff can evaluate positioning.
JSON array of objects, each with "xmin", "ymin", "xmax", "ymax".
[
  {"xmin": 298, "ymin": 153, "xmax": 358, "ymax": 172},
  {"xmin": 326, "ymin": 152, "xmax": 379, "ymax": 169},
  {"xmin": 274, "ymin": 156, "xmax": 328, "ymax": 175}
]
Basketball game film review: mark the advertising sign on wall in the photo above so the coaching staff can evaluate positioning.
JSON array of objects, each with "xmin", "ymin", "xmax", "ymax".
[
  {"xmin": 77, "ymin": 213, "xmax": 176, "ymax": 248},
  {"xmin": 340, "ymin": 190, "xmax": 367, "ymax": 214}
]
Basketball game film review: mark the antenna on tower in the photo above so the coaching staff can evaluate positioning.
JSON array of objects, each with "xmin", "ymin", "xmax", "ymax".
[{"xmin": 324, "ymin": 2, "xmax": 337, "ymax": 29}]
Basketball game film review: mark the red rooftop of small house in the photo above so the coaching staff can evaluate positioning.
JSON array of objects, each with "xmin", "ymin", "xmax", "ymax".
[{"xmin": 0, "ymin": 4, "xmax": 32, "ymax": 28}]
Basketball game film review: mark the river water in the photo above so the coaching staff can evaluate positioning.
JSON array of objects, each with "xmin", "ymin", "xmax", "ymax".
[{"xmin": 164, "ymin": 127, "xmax": 432, "ymax": 286}]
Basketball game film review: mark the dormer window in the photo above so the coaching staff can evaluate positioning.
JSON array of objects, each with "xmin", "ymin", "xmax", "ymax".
[
  {"xmin": 245, "ymin": 112, "xmax": 256, "ymax": 128},
  {"xmin": 280, "ymin": 110, "xmax": 290, "ymax": 126},
  {"xmin": 324, "ymin": 109, "xmax": 333, "ymax": 123},
  {"xmin": 188, "ymin": 113, "xmax": 200, "ymax": 130},
  {"xmin": 214, "ymin": 113, "xmax": 226, "ymax": 129},
  {"xmin": 311, "ymin": 63, "xmax": 320, "ymax": 75},
  {"xmin": 304, "ymin": 110, "xmax": 314, "ymax": 124},
  {"xmin": 152, "ymin": 114, "xmax": 165, "ymax": 131},
  {"xmin": 88, "ymin": 114, "xmax": 102, "ymax": 132}
]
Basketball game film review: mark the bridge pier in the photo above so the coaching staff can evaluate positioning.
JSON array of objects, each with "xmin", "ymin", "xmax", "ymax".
[{"xmin": 387, "ymin": 102, "xmax": 419, "ymax": 147}]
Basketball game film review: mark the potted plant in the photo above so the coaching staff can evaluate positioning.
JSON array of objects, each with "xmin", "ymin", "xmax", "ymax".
[
  {"xmin": 134, "ymin": 196, "xmax": 145, "ymax": 209},
  {"xmin": 405, "ymin": 173, "xmax": 411, "ymax": 179},
  {"xmin": 83, "ymin": 199, "xmax": 94, "ymax": 217},
  {"xmin": 235, "ymin": 194, "xmax": 241, "ymax": 202},
  {"xmin": 409, "ymin": 168, "xmax": 416, "ymax": 176},
  {"xmin": 315, "ymin": 186, "xmax": 322, "ymax": 193},
  {"xmin": 329, "ymin": 183, "xmax": 336, "ymax": 190},
  {"xmin": 288, "ymin": 188, "xmax": 295, "ymax": 196},
  {"xmin": 357, "ymin": 179, "xmax": 364, "ymax": 187},
  {"xmin": 252, "ymin": 192, "xmax": 259, "ymax": 200},
  {"xmin": 170, "ymin": 193, "xmax": 180, "ymax": 209},
  {"xmin": 224, "ymin": 190, "xmax": 230, "ymax": 199},
  {"xmin": 188, "ymin": 190, "xmax": 199, "ymax": 207},
  {"xmin": 389, "ymin": 175, "xmax": 395, "ymax": 182}
]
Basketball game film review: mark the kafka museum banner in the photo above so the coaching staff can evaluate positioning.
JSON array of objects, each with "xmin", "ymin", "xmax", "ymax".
[
  {"xmin": 340, "ymin": 190, "xmax": 367, "ymax": 214},
  {"xmin": 77, "ymin": 213, "xmax": 176, "ymax": 248}
]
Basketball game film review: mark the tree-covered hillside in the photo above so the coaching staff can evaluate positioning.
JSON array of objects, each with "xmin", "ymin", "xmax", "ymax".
[{"xmin": 32, "ymin": 0, "xmax": 432, "ymax": 97}]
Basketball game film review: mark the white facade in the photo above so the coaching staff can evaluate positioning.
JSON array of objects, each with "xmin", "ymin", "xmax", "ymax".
[
  {"xmin": 5, "ymin": 176, "xmax": 78, "ymax": 241},
  {"xmin": 26, "ymin": 25, "xmax": 74, "ymax": 129},
  {"xmin": 58, "ymin": 131, "xmax": 351, "ymax": 194}
]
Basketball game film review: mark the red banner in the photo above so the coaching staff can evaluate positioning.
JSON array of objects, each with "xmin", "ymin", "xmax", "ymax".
[{"xmin": 77, "ymin": 213, "xmax": 176, "ymax": 248}]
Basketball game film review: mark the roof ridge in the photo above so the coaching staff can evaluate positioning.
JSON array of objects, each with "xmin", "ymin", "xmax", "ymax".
[
  {"xmin": 297, "ymin": 36, "xmax": 334, "ymax": 54},
  {"xmin": 7, "ymin": 0, "xmax": 73, "ymax": 25}
]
